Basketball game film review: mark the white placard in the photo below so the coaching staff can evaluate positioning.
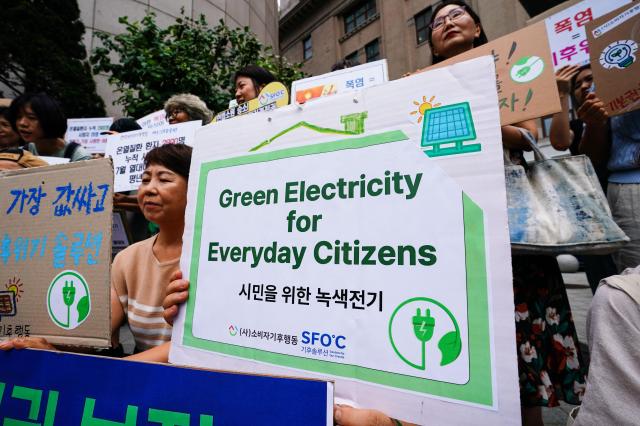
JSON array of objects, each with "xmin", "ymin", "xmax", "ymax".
[
  {"xmin": 105, "ymin": 121, "xmax": 201, "ymax": 192},
  {"xmin": 544, "ymin": 0, "xmax": 631, "ymax": 70},
  {"xmin": 38, "ymin": 156, "xmax": 70, "ymax": 165},
  {"xmin": 290, "ymin": 59, "xmax": 388, "ymax": 104},
  {"xmin": 171, "ymin": 56, "xmax": 519, "ymax": 425},
  {"xmin": 66, "ymin": 117, "xmax": 114, "ymax": 154},
  {"xmin": 136, "ymin": 110, "xmax": 169, "ymax": 129}
]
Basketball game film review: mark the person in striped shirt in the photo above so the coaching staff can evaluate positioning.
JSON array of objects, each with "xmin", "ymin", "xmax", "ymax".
[{"xmin": 110, "ymin": 143, "xmax": 192, "ymax": 352}]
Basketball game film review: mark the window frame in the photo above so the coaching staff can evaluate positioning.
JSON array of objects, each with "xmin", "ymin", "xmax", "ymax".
[
  {"xmin": 414, "ymin": 6, "xmax": 433, "ymax": 45},
  {"xmin": 345, "ymin": 50, "xmax": 360, "ymax": 65},
  {"xmin": 365, "ymin": 38, "xmax": 380, "ymax": 62},
  {"xmin": 344, "ymin": 0, "xmax": 377, "ymax": 34},
  {"xmin": 302, "ymin": 35, "xmax": 312, "ymax": 60}
]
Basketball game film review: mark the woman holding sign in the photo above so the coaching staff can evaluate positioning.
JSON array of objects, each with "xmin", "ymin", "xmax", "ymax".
[
  {"xmin": 426, "ymin": 2, "xmax": 587, "ymax": 425},
  {"xmin": 109, "ymin": 144, "xmax": 192, "ymax": 353}
]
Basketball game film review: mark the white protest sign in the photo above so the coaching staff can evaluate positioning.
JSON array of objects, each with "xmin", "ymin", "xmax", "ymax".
[
  {"xmin": 105, "ymin": 121, "xmax": 200, "ymax": 192},
  {"xmin": 291, "ymin": 59, "xmax": 388, "ymax": 104},
  {"xmin": 38, "ymin": 156, "xmax": 70, "ymax": 165},
  {"xmin": 545, "ymin": 0, "xmax": 631, "ymax": 70},
  {"xmin": 66, "ymin": 117, "xmax": 114, "ymax": 154},
  {"xmin": 171, "ymin": 56, "xmax": 519, "ymax": 425},
  {"xmin": 136, "ymin": 110, "xmax": 169, "ymax": 129}
]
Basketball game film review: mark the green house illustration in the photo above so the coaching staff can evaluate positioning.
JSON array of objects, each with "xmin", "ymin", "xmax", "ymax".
[{"xmin": 250, "ymin": 112, "xmax": 368, "ymax": 152}]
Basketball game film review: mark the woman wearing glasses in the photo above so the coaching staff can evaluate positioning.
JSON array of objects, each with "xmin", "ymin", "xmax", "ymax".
[
  {"xmin": 164, "ymin": 93, "xmax": 213, "ymax": 125},
  {"xmin": 427, "ymin": 2, "xmax": 587, "ymax": 425}
]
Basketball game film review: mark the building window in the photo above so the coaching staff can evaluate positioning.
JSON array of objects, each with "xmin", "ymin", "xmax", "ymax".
[
  {"xmin": 303, "ymin": 35, "xmax": 312, "ymax": 60},
  {"xmin": 415, "ymin": 7, "xmax": 432, "ymax": 45},
  {"xmin": 345, "ymin": 50, "xmax": 360, "ymax": 65},
  {"xmin": 344, "ymin": 0, "xmax": 377, "ymax": 34},
  {"xmin": 365, "ymin": 39, "xmax": 380, "ymax": 62}
]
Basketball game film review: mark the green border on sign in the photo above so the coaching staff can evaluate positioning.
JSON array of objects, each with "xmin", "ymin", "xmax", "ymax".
[{"xmin": 183, "ymin": 130, "xmax": 493, "ymax": 406}]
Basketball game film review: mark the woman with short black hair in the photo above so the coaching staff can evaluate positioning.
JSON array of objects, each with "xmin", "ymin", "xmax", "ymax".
[
  {"xmin": 8, "ymin": 92, "xmax": 91, "ymax": 161},
  {"xmin": 110, "ymin": 143, "xmax": 193, "ymax": 353},
  {"xmin": 233, "ymin": 65, "xmax": 276, "ymax": 104}
]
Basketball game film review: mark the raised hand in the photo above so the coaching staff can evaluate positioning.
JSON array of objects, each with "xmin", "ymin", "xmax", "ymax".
[{"xmin": 555, "ymin": 65, "xmax": 580, "ymax": 95}]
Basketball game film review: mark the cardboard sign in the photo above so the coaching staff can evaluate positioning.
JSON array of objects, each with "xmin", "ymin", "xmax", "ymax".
[
  {"xmin": 105, "ymin": 120, "xmax": 201, "ymax": 193},
  {"xmin": 66, "ymin": 117, "xmax": 114, "ymax": 154},
  {"xmin": 587, "ymin": 2, "xmax": 640, "ymax": 115},
  {"xmin": 0, "ymin": 349, "xmax": 333, "ymax": 425},
  {"xmin": 0, "ymin": 160, "xmax": 113, "ymax": 347},
  {"xmin": 291, "ymin": 59, "xmax": 389, "ymax": 104},
  {"xmin": 544, "ymin": 0, "xmax": 631, "ymax": 70},
  {"xmin": 171, "ymin": 56, "xmax": 520, "ymax": 425},
  {"xmin": 136, "ymin": 109, "xmax": 169, "ymax": 129},
  {"xmin": 214, "ymin": 82, "xmax": 289, "ymax": 122},
  {"xmin": 430, "ymin": 21, "xmax": 561, "ymax": 125}
]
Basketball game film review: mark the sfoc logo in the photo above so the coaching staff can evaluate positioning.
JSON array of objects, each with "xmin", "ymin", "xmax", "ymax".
[{"xmin": 301, "ymin": 331, "xmax": 346, "ymax": 349}]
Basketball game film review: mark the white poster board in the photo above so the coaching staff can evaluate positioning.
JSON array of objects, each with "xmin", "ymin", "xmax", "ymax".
[
  {"xmin": 544, "ymin": 0, "xmax": 631, "ymax": 70},
  {"xmin": 105, "ymin": 121, "xmax": 200, "ymax": 192},
  {"xmin": 136, "ymin": 110, "xmax": 169, "ymax": 129},
  {"xmin": 66, "ymin": 117, "xmax": 114, "ymax": 154},
  {"xmin": 290, "ymin": 59, "xmax": 388, "ymax": 104},
  {"xmin": 38, "ymin": 156, "xmax": 70, "ymax": 165},
  {"xmin": 171, "ymin": 56, "xmax": 519, "ymax": 425}
]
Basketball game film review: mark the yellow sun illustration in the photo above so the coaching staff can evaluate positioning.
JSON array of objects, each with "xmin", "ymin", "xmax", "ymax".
[
  {"xmin": 410, "ymin": 95, "xmax": 442, "ymax": 123},
  {"xmin": 6, "ymin": 277, "xmax": 24, "ymax": 301}
]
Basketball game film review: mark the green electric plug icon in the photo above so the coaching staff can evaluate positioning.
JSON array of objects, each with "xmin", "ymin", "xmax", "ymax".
[
  {"xmin": 62, "ymin": 281, "xmax": 76, "ymax": 328},
  {"xmin": 412, "ymin": 308, "xmax": 435, "ymax": 370}
]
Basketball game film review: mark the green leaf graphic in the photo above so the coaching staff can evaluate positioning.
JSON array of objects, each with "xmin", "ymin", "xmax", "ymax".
[
  {"xmin": 77, "ymin": 296, "xmax": 90, "ymax": 323},
  {"xmin": 438, "ymin": 331, "xmax": 462, "ymax": 366}
]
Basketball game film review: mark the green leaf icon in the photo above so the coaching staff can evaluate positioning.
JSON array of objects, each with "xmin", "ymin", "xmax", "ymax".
[
  {"xmin": 438, "ymin": 330, "xmax": 462, "ymax": 366},
  {"xmin": 77, "ymin": 296, "xmax": 90, "ymax": 323}
]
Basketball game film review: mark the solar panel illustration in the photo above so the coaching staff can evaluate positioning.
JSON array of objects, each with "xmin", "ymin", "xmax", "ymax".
[
  {"xmin": 420, "ymin": 102, "xmax": 480, "ymax": 157},
  {"xmin": 0, "ymin": 291, "xmax": 16, "ymax": 317}
]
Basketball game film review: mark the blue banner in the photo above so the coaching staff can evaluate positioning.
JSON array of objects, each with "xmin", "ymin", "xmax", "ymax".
[{"xmin": 0, "ymin": 350, "xmax": 330, "ymax": 425}]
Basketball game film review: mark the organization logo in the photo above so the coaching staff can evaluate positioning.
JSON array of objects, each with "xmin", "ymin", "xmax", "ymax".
[
  {"xmin": 388, "ymin": 297, "xmax": 462, "ymax": 371},
  {"xmin": 510, "ymin": 56, "xmax": 544, "ymax": 83},
  {"xmin": 600, "ymin": 40, "xmax": 638, "ymax": 69},
  {"xmin": 47, "ymin": 270, "xmax": 91, "ymax": 330},
  {"xmin": 301, "ymin": 331, "xmax": 346, "ymax": 350},
  {"xmin": 228, "ymin": 325, "xmax": 238, "ymax": 336},
  {"xmin": 258, "ymin": 89, "xmax": 285, "ymax": 106}
]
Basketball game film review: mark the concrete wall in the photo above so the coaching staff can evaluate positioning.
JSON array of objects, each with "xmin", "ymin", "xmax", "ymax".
[{"xmin": 78, "ymin": 0, "xmax": 278, "ymax": 116}]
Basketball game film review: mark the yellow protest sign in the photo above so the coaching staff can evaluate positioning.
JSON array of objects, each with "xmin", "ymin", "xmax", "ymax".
[{"xmin": 214, "ymin": 82, "xmax": 289, "ymax": 122}]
